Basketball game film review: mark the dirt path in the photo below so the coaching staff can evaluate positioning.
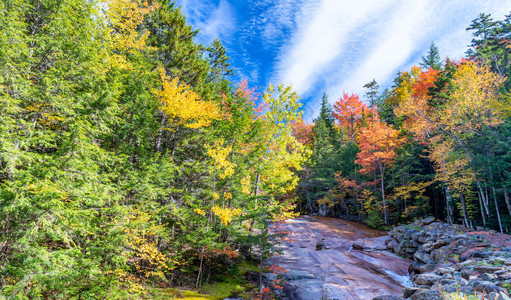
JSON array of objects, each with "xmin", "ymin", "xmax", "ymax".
[{"xmin": 268, "ymin": 215, "xmax": 411, "ymax": 300}]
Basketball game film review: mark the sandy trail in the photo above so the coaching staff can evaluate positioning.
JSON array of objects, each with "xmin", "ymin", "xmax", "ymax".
[{"xmin": 268, "ymin": 215, "xmax": 411, "ymax": 300}]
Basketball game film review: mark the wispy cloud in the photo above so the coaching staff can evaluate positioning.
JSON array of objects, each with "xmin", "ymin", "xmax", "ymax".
[
  {"xmin": 175, "ymin": 0, "xmax": 511, "ymax": 121},
  {"xmin": 270, "ymin": 0, "xmax": 511, "ymax": 121},
  {"xmin": 273, "ymin": 0, "xmax": 393, "ymax": 97},
  {"xmin": 176, "ymin": 0, "xmax": 236, "ymax": 46}
]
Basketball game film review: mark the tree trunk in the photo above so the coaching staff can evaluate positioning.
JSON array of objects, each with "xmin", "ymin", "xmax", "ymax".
[
  {"xmin": 477, "ymin": 188, "xmax": 487, "ymax": 226},
  {"xmin": 493, "ymin": 187, "xmax": 503, "ymax": 233},
  {"xmin": 504, "ymin": 190, "xmax": 511, "ymax": 215},
  {"xmin": 445, "ymin": 187, "xmax": 453, "ymax": 225},
  {"xmin": 484, "ymin": 181, "xmax": 490, "ymax": 218},
  {"xmin": 460, "ymin": 193, "xmax": 469, "ymax": 228},
  {"xmin": 379, "ymin": 162, "xmax": 388, "ymax": 226}
]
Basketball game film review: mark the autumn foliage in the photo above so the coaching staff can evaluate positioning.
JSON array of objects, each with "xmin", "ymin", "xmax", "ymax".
[{"xmin": 333, "ymin": 92, "xmax": 370, "ymax": 141}]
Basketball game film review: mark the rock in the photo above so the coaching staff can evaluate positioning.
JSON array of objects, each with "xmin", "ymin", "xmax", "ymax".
[
  {"xmin": 459, "ymin": 285, "xmax": 474, "ymax": 294},
  {"xmin": 438, "ymin": 283, "xmax": 457, "ymax": 293},
  {"xmin": 468, "ymin": 278, "xmax": 484, "ymax": 287},
  {"xmin": 283, "ymin": 270, "xmax": 315, "ymax": 280},
  {"xmin": 411, "ymin": 232, "xmax": 422, "ymax": 242},
  {"xmin": 461, "ymin": 268, "xmax": 480, "ymax": 280},
  {"xmin": 473, "ymin": 266, "xmax": 502, "ymax": 274},
  {"xmin": 439, "ymin": 279, "xmax": 457, "ymax": 285},
  {"xmin": 417, "ymin": 234, "xmax": 429, "ymax": 244},
  {"xmin": 418, "ymin": 264, "xmax": 438, "ymax": 274},
  {"xmin": 497, "ymin": 272, "xmax": 511, "ymax": 280},
  {"xmin": 420, "ymin": 217, "xmax": 436, "ymax": 226},
  {"xmin": 353, "ymin": 236, "xmax": 389, "ymax": 251},
  {"xmin": 394, "ymin": 242, "xmax": 404, "ymax": 254},
  {"xmin": 423, "ymin": 240, "xmax": 448, "ymax": 252},
  {"xmin": 452, "ymin": 264, "xmax": 462, "ymax": 271},
  {"xmin": 372, "ymin": 296, "xmax": 401, "ymax": 300},
  {"xmin": 316, "ymin": 241, "xmax": 326, "ymax": 250},
  {"xmin": 387, "ymin": 239, "xmax": 398, "ymax": 250},
  {"xmin": 499, "ymin": 292, "xmax": 511, "ymax": 300},
  {"xmin": 352, "ymin": 241, "xmax": 364, "ymax": 250},
  {"xmin": 410, "ymin": 290, "xmax": 441, "ymax": 300},
  {"xmin": 492, "ymin": 256, "xmax": 506, "ymax": 265},
  {"xmin": 404, "ymin": 240, "xmax": 420, "ymax": 248},
  {"xmin": 403, "ymin": 287, "xmax": 420, "ymax": 298},
  {"xmin": 436, "ymin": 267, "xmax": 455, "ymax": 275},
  {"xmin": 414, "ymin": 250, "xmax": 435, "ymax": 264},
  {"xmin": 413, "ymin": 274, "xmax": 442, "ymax": 286},
  {"xmin": 480, "ymin": 272, "xmax": 498, "ymax": 281},
  {"xmin": 474, "ymin": 281, "xmax": 504, "ymax": 293},
  {"xmin": 404, "ymin": 229, "xmax": 418, "ymax": 240},
  {"xmin": 433, "ymin": 247, "xmax": 451, "ymax": 263},
  {"xmin": 409, "ymin": 261, "xmax": 423, "ymax": 275},
  {"xmin": 406, "ymin": 247, "xmax": 418, "ymax": 254}
]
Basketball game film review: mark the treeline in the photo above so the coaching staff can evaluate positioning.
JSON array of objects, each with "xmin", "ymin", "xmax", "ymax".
[
  {"xmin": 296, "ymin": 12, "xmax": 511, "ymax": 231},
  {"xmin": 0, "ymin": 0, "xmax": 308, "ymax": 298}
]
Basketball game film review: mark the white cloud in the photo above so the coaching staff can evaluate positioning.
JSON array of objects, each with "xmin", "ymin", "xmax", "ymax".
[
  {"xmin": 279, "ymin": 0, "xmax": 511, "ymax": 121},
  {"xmin": 273, "ymin": 0, "xmax": 394, "ymax": 96},
  {"xmin": 176, "ymin": 0, "xmax": 236, "ymax": 46},
  {"xmin": 176, "ymin": 0, "xmax": 511, "ymax": 122},
  {"xmin": 329, "ymin": 0, "xmax": 432, "ymax": 99}
]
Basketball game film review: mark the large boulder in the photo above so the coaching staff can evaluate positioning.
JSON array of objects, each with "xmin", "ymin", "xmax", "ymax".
[
  {"xmin": 420, "ymin": 217, "xmax": 436, "ymax": 226},
  {"xmin": 403, "ymin": 287, "xmax": 420, "ymax": 298},
  {"xmin": 414, "ymin": 250, "xmax": 435, "ymax": 264},
  {"xmin": 413, "ymin": 274, "xmax": 442, "ymax": 286}
]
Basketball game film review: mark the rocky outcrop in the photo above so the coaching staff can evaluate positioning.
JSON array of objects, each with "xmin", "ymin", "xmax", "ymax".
[{"xmin": 383, "ymin": 217, "xmax": 511, "ymax": 299}]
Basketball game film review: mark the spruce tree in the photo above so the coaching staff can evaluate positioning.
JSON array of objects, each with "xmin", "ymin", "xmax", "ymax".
[
  {"xmin": 420, "ymin": 42, "xmax": 442, "ymax": 70},
  {"xmin": 208, "ymin": 38, "xmax": 234, "ymax": 82},
  {"xmin": 363, "ymin": 79, "xmax": 380, "ymax": 108}
]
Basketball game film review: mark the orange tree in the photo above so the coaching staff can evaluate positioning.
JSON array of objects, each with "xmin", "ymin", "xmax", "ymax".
[{"xmin": 355, "ymin": 119, "xmax": 403, "ymax": 225}]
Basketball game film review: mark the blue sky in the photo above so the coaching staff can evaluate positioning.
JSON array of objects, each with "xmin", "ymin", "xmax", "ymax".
[{"xmin": 176, "ymin": 0, "xmax": 510, "ymax": 122}]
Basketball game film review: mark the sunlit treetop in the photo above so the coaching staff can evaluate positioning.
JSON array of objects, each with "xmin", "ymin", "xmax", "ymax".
[{"xmin": 156, "ymin": 69, "xmax": 220, "ymax": 130}]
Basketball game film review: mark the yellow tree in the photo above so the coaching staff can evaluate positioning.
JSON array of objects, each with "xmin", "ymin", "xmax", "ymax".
[
  {"xmin": 395, "ymin": 62, "xmax": 505, "ymax": 225},
  {"xmin": 103, "ymin": 0, "xmax": 159, "ymax": 69},
  {"xmin": 155, "ymin": 70, "xmax": 220, "ymax": 130}
]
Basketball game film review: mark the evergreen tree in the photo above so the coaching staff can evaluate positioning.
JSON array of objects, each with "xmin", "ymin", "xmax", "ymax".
[
  {"xmin": 363, "ymin": 79, "xmax": 380, "ymax": 108},
  {"xmin": 208, "ymin": 38, "xmax": 235, "ymax": 82},
  {"xmin": 305, "ymin": 93, "xmax": 343, "ymax": 205},
  {"xmin": 466, "ymin": 12, "xmax": 511, "ymax": 82},
  {"xmin": 420, "ymin": 42, "xmax": 442, "ymax": 70}
]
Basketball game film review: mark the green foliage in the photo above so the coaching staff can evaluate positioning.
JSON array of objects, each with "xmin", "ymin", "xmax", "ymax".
[{"xmin": 0, "ymin": 0, "xmax": 306, "ymax": 298}]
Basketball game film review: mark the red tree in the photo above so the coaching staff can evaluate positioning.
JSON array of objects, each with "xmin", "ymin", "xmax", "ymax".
[
  {"xmin": 355, "ymin": 120, "xmax": 403, "ymax": 225},
  {"xmin": 333, "ymin": 92, "xmax": 369, "ymax": 141}
]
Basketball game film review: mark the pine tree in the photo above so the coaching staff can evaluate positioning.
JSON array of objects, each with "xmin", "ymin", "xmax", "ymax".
[
  {"xmin": 363, "ymin": 79, "xmax": 380, "ymax": 108},
  {"xmin": 208, "ymin": 38, "xmax": 234, "ymax": 82},
  {"xmin": 420, "ymin": 42, "xmax": 442, "ymax": 71}
]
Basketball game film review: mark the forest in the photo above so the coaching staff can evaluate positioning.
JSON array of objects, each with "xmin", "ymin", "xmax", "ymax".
[{"xmin": 1, "ymin": 0, "xmax": 511, "ymax": 298}]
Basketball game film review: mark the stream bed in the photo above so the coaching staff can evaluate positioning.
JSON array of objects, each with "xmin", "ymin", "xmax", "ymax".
[{"xmin": 268, "ymin": 215, "xmax": 411, "ymax": 300}]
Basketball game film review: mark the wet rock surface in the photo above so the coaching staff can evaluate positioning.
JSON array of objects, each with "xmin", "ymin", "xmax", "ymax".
[
  {"xmin": 386, "ymin": 218, "xmax": 511, "ymax": 299},
  {"xmin": 269, "ymin": 216, "xmax": 410, "ymax": 300}
]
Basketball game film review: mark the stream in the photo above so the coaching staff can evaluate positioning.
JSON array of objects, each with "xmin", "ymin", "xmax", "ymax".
[{"xmin": 268, "ymin": 215, "xmax": 411, "ymax": 300}]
